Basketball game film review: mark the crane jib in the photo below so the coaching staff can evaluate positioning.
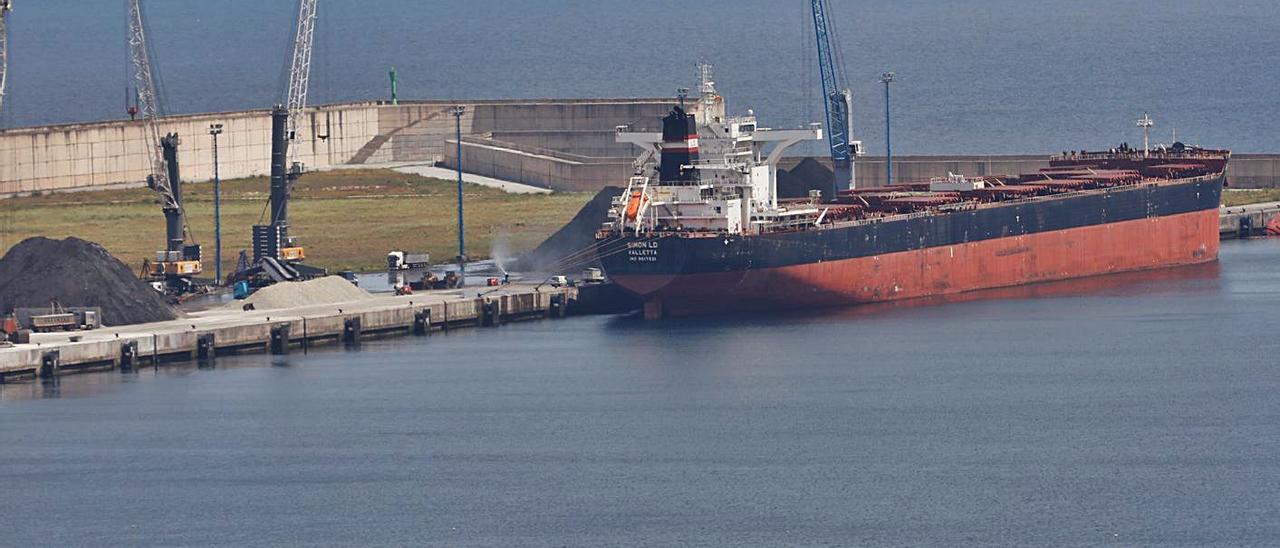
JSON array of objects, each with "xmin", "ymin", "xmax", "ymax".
[
  {"xmin": 0, "ymin": 1, "xmax": 10, "ymax": 115},
  {"xmin": 126, "ymin": 0, "xmax": 178, "ymax": 209},
  {"xmin": 285, "ymin": 0, "xmax": 318, "ymax": 166}
]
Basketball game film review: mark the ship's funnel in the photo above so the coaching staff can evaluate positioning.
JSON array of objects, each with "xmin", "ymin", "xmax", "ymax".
[{"xmin": 660, "ymin": 106, "xmax": 699, "ymax": 183}]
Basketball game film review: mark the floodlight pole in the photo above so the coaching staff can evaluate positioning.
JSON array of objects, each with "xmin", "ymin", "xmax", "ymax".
[
  {"xmin": 881, "ymin": 72, "xmax": 895, "ymax": 186},
  {"xmin": 209, "ymin": 123, "xmax": 224, "ymax": 284},
  {"xmin": 452, "ymin": 105, "xmax": 466, "ymax": 284}
]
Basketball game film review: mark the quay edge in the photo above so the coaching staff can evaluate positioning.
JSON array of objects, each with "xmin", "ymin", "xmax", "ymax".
[{"xmin": 0, "ymin": 284, "xmax": 577, "ymax": 383}]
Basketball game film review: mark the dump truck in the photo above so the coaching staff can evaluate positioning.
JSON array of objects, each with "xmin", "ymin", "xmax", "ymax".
[
  {"xmin": 387, "ymin": 251, "xmax": 431, "ymax": 271},
  {"xmin": 15, "ymin": 307, "xmax": 102, "ymax": 333}
]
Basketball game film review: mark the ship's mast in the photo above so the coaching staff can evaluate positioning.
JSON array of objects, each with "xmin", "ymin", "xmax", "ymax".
[
  {"xmin": 696, "ymin": 62, "xmax": 723, "ymax": 123},
  {"xmin": 1137, "ymin": 113, "xmax": 1154, "ymax": 157}
]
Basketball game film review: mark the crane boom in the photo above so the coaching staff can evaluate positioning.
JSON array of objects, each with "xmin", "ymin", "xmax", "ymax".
[
  {"xmin": 127, "ymin": 0, "xmax": 200, "ymax": 292},
  {"xmin": 248, "ymin": 0, "xmax": 318, "ymax": 270},
  {"xmin": 285, "ymin": 0, "xmax": 317, "ymax": 147},
  {"xmin": 126, "ymin": 0, "xmax": 177, "ymax": 211},
  {"xmin": 1, "ymin": 1, "xmax": 14, "ymax": 118},
  {"xmin": 810, "ymin": 0, "xmax": 857, "ymax": 193}
]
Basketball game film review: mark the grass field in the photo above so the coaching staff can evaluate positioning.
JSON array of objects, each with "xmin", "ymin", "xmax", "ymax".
[
  {"xmin": 1222, "ymin": 189, "xmax": 1280, "ymax": 207},
  {"xmin": 0, "ymin": 169, "xmax": 590, "ymax": 273}
]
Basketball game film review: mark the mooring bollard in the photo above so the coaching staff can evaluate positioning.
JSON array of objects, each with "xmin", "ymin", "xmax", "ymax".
[
  {"xmin": 270, "ymin": 324, "xmax": 290, "ymax": 355},
  {"xmin": 482, "ymin": 300, "xmax": 500, "ymax": 327},
  {"xmin": 39, "ymin": 351, "xmax": 60, "ymax": 379},
  {"xmin": 413, "ymin": 309, "xmax": 431, "ymax": 336},
  {"xmin": 549, "ymin": 294, "xmax": 566, "ymax": 318},
  {"xmin": 197, "ymin": 333, "xmax": 216, "ymax": 361},
  {"xmin": 343, "ymin": 317, "xmax": 362, "ymax": 346},
  {"xmin": 119, "ymin": 341, "xmax": 138, "ymax": 372}
]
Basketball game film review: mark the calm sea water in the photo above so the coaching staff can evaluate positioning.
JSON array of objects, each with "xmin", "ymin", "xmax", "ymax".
[
  {"xmin": 2, "ymin": 238, "xmax": 1278, "ymax": 545},
  {"xmin": 3, "ymin": 0, "xmax": 1279, "ymax": 154}
]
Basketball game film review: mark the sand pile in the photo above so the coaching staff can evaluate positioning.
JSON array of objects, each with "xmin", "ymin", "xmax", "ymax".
[
  {"xmin": 0, "ymin": 237, "xmax": 178, "ymax": 326},
  {"xmin": 519, "ymin": 186, "xmax": 622, "ymax": 273},
  {"xmin": 237, "ymin": 276, "xmax": 373, "ymax": 310}
]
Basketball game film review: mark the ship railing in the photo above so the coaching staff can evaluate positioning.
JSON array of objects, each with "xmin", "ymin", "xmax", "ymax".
[
  {"xmin": 648, "ymin": 173, "xmax": 1222, "ymax": 235},
  {"xmin": 1051, "ymin": 150, "xmax": 1227, "ymax": 162},
  {"xmin": 822, "ymin": 176, "xmax": 1213, "ymax": 230}
]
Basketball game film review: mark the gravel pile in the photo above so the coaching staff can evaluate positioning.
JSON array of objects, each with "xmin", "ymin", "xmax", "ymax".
[
  {"xmin": 519, "ymin": 186, "xmax": 622, "ymax": 273},
  {"xmin": 0, "ymin": 237, "xmax": 178, "ymax": 326},
  {"xmin": 238, "ymin": 276, "xmax": 373, "ymax": 310},
  {"xmin": 776, "ymin": 157, "xmax": 836, "ymax": 199}
]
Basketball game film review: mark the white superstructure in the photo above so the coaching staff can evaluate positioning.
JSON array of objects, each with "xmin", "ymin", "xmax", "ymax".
[{"xmin": 608, "ymin": 66, "xmax": 823, "ymax": 237}]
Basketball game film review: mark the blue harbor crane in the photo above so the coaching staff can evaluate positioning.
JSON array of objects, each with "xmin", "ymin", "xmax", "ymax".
[{"xmin": 809, "ymin": 0, "xmax": 861, "ymax": 195}]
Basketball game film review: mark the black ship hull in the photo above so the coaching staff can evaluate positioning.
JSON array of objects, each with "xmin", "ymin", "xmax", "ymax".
[{"xmin": 600, "ymin": 175, "xmax": 1224, "ymax": 318}]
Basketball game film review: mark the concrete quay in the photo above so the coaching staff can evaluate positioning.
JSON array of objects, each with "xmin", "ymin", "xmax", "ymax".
[
  {"xmin": 0, "ymin": 284, "xmax": 576, "ymax": 383},
  {"xmin": 1220, "ymin": 201, "xmax": 1280, "ymax": 239}
]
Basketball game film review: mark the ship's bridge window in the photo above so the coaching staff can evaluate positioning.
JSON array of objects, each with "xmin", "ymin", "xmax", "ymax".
[{"xmin": 739, "ymin": 124, "xmax": 755, "ymax": 133}]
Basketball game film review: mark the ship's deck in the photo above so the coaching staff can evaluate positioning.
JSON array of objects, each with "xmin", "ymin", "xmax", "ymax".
[{"xmin": 618, "ymin": 148, "xmax": 1230, "ymax": 239}]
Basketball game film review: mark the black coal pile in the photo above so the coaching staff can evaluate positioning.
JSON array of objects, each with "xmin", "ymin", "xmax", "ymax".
[
  {"xmin": 0, "ymin": 237, "xmax": 178, "ymax": 326},
  {"xmin": 776, "ymin": 157, "xmax": 836, "ymax": 199},
  {"xmin": 519, "ymin": 186, "xmax": 622, "ymax": 273}
]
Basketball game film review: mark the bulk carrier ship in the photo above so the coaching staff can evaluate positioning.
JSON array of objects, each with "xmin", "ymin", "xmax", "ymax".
[{"xmin": 597, "ymin": 71, "xmax": 1230, "ymax": 319}]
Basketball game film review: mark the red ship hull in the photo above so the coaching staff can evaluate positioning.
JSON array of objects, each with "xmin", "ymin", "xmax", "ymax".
[{"xmin": 612, "ymin": 209, "xmax": 1219, "ymax": 319}]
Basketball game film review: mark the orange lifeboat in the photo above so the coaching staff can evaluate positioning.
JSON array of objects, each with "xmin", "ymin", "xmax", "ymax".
[{"xmin": 624, "ymin": 191, "xmax": 647, "ymax": 221}]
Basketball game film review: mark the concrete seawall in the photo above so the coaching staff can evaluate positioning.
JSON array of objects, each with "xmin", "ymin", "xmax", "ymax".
[
  {"xmin": 0, "ymin": 99, "xmax": 679, "ymax": 196},
  {"xmin": 5, "ymin": 98, "xmax": 1280, "ymax": 195}
]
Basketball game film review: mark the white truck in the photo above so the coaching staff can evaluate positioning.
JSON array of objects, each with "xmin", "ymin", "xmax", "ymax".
[
  {"xmin": 387, "ymin": 251, "xmax": 431, "ymax": 271},
  {"xmin": 581, "ymin": 268, "xmax": 605, "ymax": 284}
]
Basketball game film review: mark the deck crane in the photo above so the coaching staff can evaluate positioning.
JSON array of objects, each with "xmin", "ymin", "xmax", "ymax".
[
  {"xmin": 127, "ymin": 0, "xmax": 202, "ymax": 294},
  {"xmin": 810, "ymin": 0, "xmax": 862, "ymax": 195},
  {"xmin": 1, "ymin": 0, "xmax": 12, "ymax": 118},
  {"xmin": 249, "ymin": 0, "xmax": 319, "ymax": 279}
]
